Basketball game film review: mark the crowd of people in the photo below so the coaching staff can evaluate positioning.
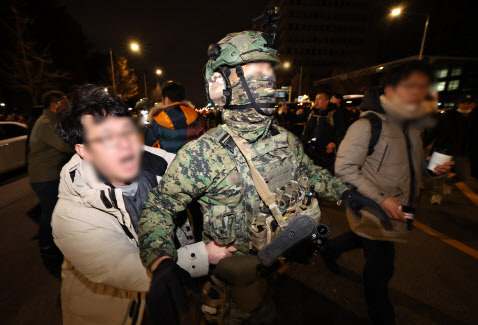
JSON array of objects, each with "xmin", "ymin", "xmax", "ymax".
[{"xmin": 21, "ymin": 27, "xmax": 477, "ymax": 325}]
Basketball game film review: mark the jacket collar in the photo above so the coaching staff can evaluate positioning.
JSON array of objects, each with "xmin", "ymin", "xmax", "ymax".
[{"xmin": 57, "ymin": 146, "xmax": 174, "ymax": 241}]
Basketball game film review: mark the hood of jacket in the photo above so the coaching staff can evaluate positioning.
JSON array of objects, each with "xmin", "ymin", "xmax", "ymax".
[
  {"xmin": 57, "ymin": 146, "xmax": 175, "ymax": 233},
  {"xmin": 152, "ymin": 102, "xmax": 199, "ymax": 130}
]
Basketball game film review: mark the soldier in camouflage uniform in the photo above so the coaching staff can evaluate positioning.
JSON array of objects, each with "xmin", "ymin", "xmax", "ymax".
[{"xmin": 138, "ymin": 31, "xmax": 388, "ymax": 324}]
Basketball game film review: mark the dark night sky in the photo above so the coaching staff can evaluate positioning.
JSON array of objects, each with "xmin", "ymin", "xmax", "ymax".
[{"xmin": 58, "ymin": 0, "xmax": 270, "ymax": 105}]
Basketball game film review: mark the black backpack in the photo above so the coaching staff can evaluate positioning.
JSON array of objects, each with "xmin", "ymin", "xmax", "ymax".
[{"xmin": 361, "ymin": 113, "xmax": 383, "ymax": 156}]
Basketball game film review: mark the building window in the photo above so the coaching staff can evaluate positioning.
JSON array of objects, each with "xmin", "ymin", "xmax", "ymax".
[
  {"xmin": 451, "ymin": 67, "xmax": 462, "ymax": 77},
  {"xmin": 436, "ymin": 81, "xmax": 446, "ymax": 92},
  {"xmin": 435, "ymin": 69, "xmax": 448, "ymax": 79},
  {"xmin": 448, "ymin": 79, "xmax": 460, "ymax": 90}
]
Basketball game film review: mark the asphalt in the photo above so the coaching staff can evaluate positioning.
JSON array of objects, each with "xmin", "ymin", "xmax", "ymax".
[{"xmin": 0, "ymin": 173, "xmax": 477, "ymax": 324}]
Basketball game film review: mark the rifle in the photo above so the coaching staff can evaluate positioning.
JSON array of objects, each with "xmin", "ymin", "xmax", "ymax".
[{"xmin": 257, "ymin": 214, "xmax": 330, "ymax": 268}]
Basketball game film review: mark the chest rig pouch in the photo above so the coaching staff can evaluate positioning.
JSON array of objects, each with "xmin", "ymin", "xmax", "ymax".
[{"xmin": 221, "ymin": 125, "xmax": 321, "ymax": 251}]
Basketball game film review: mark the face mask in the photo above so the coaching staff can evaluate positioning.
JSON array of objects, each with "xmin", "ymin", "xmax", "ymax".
[
  {"xmin": 230, "ymin": 72, "xmax": 276, "ymax": 108},
  {"xmin": 222, "ymin": 72, "xmax": 276, "ymax": 142}
]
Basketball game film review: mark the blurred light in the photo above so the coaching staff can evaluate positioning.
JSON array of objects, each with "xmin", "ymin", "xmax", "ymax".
[
  {"xmin": 378, "ymin": 66, "xmax": 384, "ymax": 70},
  {"xmin": 155, "ymin": 69, "xmax": 162, "ymax": 75},
  {"xmin": 140, "ymin": 110, "xmax": 148, "ymax": 125},
  {"xmin": 346, "ymin": 100, "xmax": 353, "ymax": 104},
  {"xmin": 283, "ymin": 61, "xmax": 291, "ymax": 69},
  {"xmin": 104, "ymin": 88, "xmax": 108, "ymax": 93},
  {"xmin": 0, "ymin": 103, "xmax": 5, "ymax": 107},
  {"xmin": 130, "ymin": 42, "xmax": 140, "ymax": 52},
  {"xmin": 391, "ymin": 8, "xmax": 401, "ymax": 16},
  {"xmin": 128, "ymin": 107, "xmax": 133, "ymax": 111}
]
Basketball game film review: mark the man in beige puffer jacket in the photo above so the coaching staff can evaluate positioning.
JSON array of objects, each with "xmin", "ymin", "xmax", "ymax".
[
  {"xmin": 52, "ymin": 85, "xmax": 209, "ymax": 325},
  {"xmin": 322, "ymin": 61, "xmax": 454, "ymax": 325}
]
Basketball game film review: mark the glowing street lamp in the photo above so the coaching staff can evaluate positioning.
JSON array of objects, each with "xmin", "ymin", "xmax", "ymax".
[
  {"xmin": 391, "ymin": 8, "xmax": 401, "ymax": 16},
  {"xmin": 283, "ymin": 61, "xmax": 291, "ymax": 69},
  {"xmin": 155, "ymin": 69, "xmax": 162, "ymax": 75},
  {"xmin": 130, "ymin": 42, "xmax": 140, "ymax": 52},
  {"xmin": 390, "ymin": 7, "xmax": 429, "ymax": 60}
]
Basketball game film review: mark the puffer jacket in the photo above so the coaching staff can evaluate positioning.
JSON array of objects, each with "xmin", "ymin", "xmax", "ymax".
[
  {"xmin": 52, "ymin": 146, "xmax": 209, "ymax": 325},
  {"xmin": 335, "ymin": 93, "xmax": 430, "ymax": 242},
  {"xmin": 145, "ymin": 102, "xmax": 205, "ymax": 153}
]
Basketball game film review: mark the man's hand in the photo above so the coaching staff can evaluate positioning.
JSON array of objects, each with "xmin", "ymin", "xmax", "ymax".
[
  {"xmin": 433, "ymin": 160, "xmax": 455, "ymax": 175},
  {"xmin": 206, "ymin": 241, "xmax": 237, "ymax": 265},
  {"xmin": 326, "ymin": 142, "xmax": 336, "ymax": 154},
  {"xmin": 342, "ymin": 189, "xmax": 393, "ymax": 230},
  {"xmin": 380, "ymin": 197, "xmax": 406, "ymax": 221},
  {"xmin": 148, "ymin": 258, "xmax": 201, "ymax": 324}
]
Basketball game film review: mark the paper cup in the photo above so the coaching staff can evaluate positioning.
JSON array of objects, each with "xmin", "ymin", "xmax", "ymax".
[{"xmin": 427, "ymin": 151, "xmax": 452, "ymax": 171}]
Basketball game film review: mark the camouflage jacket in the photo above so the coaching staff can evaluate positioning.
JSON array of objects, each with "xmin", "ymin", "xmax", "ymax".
[{"xmin": 138, "ymin": 125, "xmax": 347, "ymax": 269}]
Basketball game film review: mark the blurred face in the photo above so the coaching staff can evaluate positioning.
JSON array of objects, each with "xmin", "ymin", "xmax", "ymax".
[
  {"xmin": 242, "ymin": 61, "xmax": 274, "ymax": 78},
  {"xmin": 49, "ymin": 96, "xmax": 67, "ymax": 112},
  {"xmin": 384, "ymin": 71, "xmax": 431, "ymax": 106},
  {"xmin": 330, "ymin": 96, "xmax": 341, "ymax": 105},
  {"xmin": 76, "ymin": 115, "xmax": 142, "ymax": 186},
  {"xmin": 458, "ymin": 101, "xmax": 476, "ymax": 113},
  {"xmin": 315, "ymin": 93, "xmax": 330, "ymax": 110}
]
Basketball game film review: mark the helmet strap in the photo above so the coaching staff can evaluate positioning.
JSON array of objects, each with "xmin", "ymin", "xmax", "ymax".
[
  {"xmin": 233, "ymin": 65, "xmax": 275, "ymax": 116},
  {"xmin": 218, "ymin": 68, "xmax": 232, "ymax": 107}
]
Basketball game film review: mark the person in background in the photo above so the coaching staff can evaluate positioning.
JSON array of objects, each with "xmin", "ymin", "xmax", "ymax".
[
  {"xmin": 145, "ymin": 81, "xmax": 205, "ymax": 153},
  {"xmin": 431, "ymin": 94, "xmax": 477, "ymax": 180},
  {"xmin": 302, "ymin": 91, "xmax": 338, "ymax": 172},
  {"xmin": 52, "ymin": 84, "xmax": 207, "ymax": 325},
  {"xmin": 292, "ymin": 103, "xmax": 309, "ymax": 136},
  {"xmin": 425, "ymin": 93, "xmax": 477, "ymax": 203},
  {"xmin": 28, "ymin": 90, "xmax": 74, "ymax": 259},
  {"xmin": 331, "ymin": 92, "xmax": 353, "ymax": 147},
  {"xmin": 322, "ymin": 61, "xmax": 454, "ymax": 324},
  {"xmin": 346, "ymin": 103, "xmax": 361, "ymax": 123}
]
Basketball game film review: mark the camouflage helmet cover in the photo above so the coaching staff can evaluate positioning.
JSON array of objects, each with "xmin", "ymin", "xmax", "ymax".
[{"xmin": 205, "ymin": 30, "xmax": 280, "ymax": 82}]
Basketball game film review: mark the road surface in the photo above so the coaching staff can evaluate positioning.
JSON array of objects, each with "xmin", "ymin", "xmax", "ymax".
[{"xmin": 0, "ymin": 173, "xmax": 477, "ymax": 324}]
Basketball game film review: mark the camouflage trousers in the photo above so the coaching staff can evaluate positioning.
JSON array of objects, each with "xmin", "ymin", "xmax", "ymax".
[{"xmin": 202, "ymin": 255, "xmax": 277, "ymax": 324}]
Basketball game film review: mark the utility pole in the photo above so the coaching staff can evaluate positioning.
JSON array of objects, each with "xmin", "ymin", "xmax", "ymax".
[
  {"xmin": 298, "ymin": 66, "xmax": 303, "ymax": 96},
  {"xmin": 143, "ymin": 73, "xmax": 148, "ymax": 98},
  {"xmin": 109, "ymin": 49, "xmax": 116, "ymax": 93},
  {"xmin": 419, "ymin": 15, "xmax": 430, "ymax": 60}
]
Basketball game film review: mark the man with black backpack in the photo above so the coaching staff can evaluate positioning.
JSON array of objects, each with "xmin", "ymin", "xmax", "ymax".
[{"xmin": 320, "ymin": 61, "xmax": 454, "ymax": 325}]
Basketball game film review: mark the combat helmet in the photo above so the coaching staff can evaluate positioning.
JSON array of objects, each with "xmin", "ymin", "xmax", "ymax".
[{"xmin": 205, "ymin": 30, "xmax": 280, "ymax": 114}]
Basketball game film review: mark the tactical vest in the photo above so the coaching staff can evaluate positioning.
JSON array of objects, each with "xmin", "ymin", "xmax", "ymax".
[{"xmin": 205, "ymin": 125, "xmax": 321, "ymax": 252}]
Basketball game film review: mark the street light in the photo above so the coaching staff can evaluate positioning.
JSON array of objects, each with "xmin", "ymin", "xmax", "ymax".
[
  {"xmin": 155, "ymin": 69, "xmax": 162, "ymax": 75},
  {"xmin": 390, "ymin": 7, "xmax": 430, "ymax": 60},
  {"xmin": 283, "ymin": 61, "xmax": 291, "ymax": 69},
  {"xmin": 130, "ymin": 42, "xmax": 140, "ymax": 52},
  {"xmin": 391, "ymin": 8, "xmax": 401, "ymax": 16}
]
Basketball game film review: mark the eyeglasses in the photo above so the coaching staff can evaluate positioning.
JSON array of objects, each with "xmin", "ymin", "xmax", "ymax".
[{"xmin": 85, "ymin": 128, "xmax": 139, "ymax": 149}]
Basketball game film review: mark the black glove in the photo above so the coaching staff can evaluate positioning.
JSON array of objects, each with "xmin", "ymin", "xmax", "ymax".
[
  {"xmin": 147, "ymin": 258, "xmax": 201, "ymax": 325},
  {"xmin": 341, "ymin": 189, "xmax": 393, "ymax": 230}
]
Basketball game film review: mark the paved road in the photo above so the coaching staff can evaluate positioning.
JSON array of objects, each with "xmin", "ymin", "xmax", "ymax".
[{"xmin": 0, "ymin": 174, "xmax": 477, "ymax": 324}]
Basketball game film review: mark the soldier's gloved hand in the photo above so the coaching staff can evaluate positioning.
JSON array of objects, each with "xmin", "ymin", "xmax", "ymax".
[
  {"xmin": 147, "ymin": 258, "xmax": 201, "ymax": 325},
  {"xmin": 341, "ymin": 189, "xmax": 393, "ymax": 230}
]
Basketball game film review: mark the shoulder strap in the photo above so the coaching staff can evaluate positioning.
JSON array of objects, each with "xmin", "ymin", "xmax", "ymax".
[
  {"xmin": 203, "ymin": 127, "xmax": 236, "ymax": 153},
  {"xmin": 361, "ymin": 113, "xmax": 382, "ymax": 156},
  {"xmin": 222, "ymin": 125, "xmax": 287, "ymax": 230}
]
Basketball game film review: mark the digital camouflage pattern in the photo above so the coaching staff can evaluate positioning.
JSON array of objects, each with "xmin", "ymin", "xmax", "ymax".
[
  {"xmin": 138, "ymin": 29, "xmax": 347, "ymax": 270},
  {"xmin": 205, "ymin": 31, "xmax": 280, "ymax": 83},
  {"xmin": 223, "ymin": 70, "xmax": 276, "ymax": 142},
  {"xmin": 138, "ymin": 123, "xmax": 348, "ymax": 269}
]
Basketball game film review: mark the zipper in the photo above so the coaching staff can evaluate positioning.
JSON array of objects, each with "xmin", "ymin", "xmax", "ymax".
[
  {"xmin": 402, "ymin": 124, "xmax": 416, "ymax": 207},
  {"xmin": 376, "ymin": 144, "xmax": 389, "ymax": 172}
]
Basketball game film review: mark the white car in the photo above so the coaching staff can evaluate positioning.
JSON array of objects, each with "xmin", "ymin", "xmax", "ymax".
[{"xmin": 0, "ymin": 122, "xmax": 28, "ymax": 174}]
